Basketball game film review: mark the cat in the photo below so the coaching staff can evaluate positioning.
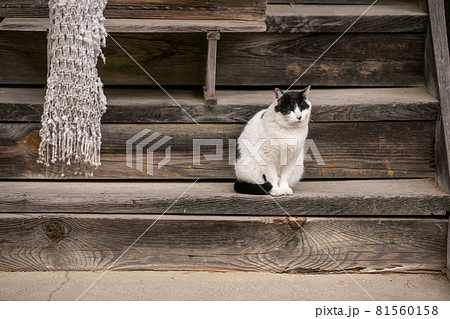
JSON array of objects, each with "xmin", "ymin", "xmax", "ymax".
[{"xmin": 234, "ymin": 86, "xmax": 311, "ymax": 196}]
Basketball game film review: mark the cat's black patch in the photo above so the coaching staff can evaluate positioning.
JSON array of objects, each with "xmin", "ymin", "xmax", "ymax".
[
  {"xmin": 260, "ymin": 111, "xmax": 266, "ymax": 119},
  {"xmin": 274, "ymin": 87, "xmax": 310, "ymax": 115},
  {"xmin": 234, "ymin": 180, "xmax": 273, "ymax": 195}
]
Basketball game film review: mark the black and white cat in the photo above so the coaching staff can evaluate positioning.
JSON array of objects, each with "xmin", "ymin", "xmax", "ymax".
[{"xmin": 234, "ymin": 86, "xmax": 311, "ymax": 196}]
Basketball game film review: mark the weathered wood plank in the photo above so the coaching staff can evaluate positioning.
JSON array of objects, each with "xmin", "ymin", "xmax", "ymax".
[
  {"xmin": 448, "ymin": 213, "xmax": 450, "ymax": 277},
  {"xmin": 446, "ymin": 0, "xmax": 450, "ymax": 49},
  {"xmin": 445, "ymin": 0, "xmax": 450, "ymax": 278},
  {"xmin": 0, "ymin": 214, "xmax": 446, "ymax": 272},
  {"xmin": 0, "ymin": 0, "xmax": 267, "ymax": 21},
  {"xmin": 266, "ymin": 4, "xmax": 427, "ymax": 33},
  {"xmin": 428, "ymin": 0, "xmax": 450, "ymax": 194},
  {"xmin": 0, "ymin": 180, "xmax": 448, "ymax": 216},
  {"xmin": 0, "ymin": 18, "xmax": 267, "ymax": 33},
  {"xmin": 268, "ymin": 1, "xmax": 416, "ymax": 3},
  {"xmin": 424, "ymin": 26, "xmax": 438, "ymax": 98},
  {"xmin": 0, "ymin": 32, "xmax": 425, "ymax": 86},
  {"xmin": 216, "ymin": 33, "xmax": 424, "ymax": 87},
  {"xmin": 1, "ymin": 3, "xmax": 429, "ymax": 34},
  {"xmin": 0, "ymin": 87, "xmax": 438, "ymax": 123},
  {"xmin": 0, "ymin": 122, "xmax": 435, "ymax": 179}
]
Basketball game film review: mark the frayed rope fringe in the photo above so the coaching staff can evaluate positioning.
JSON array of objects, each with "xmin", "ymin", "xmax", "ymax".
[{"xmin": 38, "ymin": 0, "xmax": 107, "ymax": 177}]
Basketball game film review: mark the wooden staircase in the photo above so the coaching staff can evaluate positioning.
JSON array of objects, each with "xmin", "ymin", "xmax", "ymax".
[{"xmin": 0, "ymin": 0, "xmax": 449, "ymax": 274}]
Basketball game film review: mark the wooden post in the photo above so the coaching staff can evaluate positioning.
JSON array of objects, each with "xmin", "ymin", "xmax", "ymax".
[
  {"xmin": 428, "ymin": 0, "xmax": 450, "ymax": 193},
  {"xmin": 427, "ymin": 0, "xmax": 450, "ymax": 278},
  {"xmin": 446, "ymin": 0, "xmax": 450, "ymax": 51},
  {"xmin": 444, "ymin": 0, "xmax": 450, "ymax": 284},
  {"xmin": 204, "ymin": 31, "xmax": 220, "ymax": 107}
]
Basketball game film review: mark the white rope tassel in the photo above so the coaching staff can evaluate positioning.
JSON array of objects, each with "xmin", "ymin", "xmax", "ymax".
[{"xmin": 38, "ymin": 0, "xmax": 107, "ymax": 176}]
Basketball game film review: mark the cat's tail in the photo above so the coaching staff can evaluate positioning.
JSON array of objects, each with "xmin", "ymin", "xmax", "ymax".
[{"xmin": 234, "ymin": 180, "xmax": 273, "ymax": 195}]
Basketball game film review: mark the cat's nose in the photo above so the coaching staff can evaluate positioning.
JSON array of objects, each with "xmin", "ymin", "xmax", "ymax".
[{"xmin": 297, "ymin": 116, "xmax": 302, "ymax": 120}]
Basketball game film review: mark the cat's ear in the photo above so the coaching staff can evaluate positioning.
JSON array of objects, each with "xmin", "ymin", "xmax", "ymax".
[
  {"xmin": 301, "ymin": 85, "xmax": 311, "ymax": 97},
  {"xmin": 274, "ymin": 88, "xmax": 283, "ymax": 100},
  {"xmin": 273, "ymin": 88, "xmax": 283, "ymax": 112}
]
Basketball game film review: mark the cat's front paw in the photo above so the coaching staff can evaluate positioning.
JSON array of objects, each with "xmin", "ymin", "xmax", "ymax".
[
  {"xmin": 281, "ymin": 187, "xmax": 293, "ymax": 195},
  {"xmin": 270, "ymin": 187, "xmax": 293, "ymax": 196}
]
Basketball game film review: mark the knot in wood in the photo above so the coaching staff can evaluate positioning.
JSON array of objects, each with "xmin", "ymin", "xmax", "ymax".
[
  {"xmin": 46, "ymin": 222, "xmax": 65, "ymax": 242},
  {"xmin": 288, "ymin": 217, "xmax": 306, "ymax": 229},
  {"xmin": 272, "ymin": 217, "xmax": 306, "ymax": 229}
]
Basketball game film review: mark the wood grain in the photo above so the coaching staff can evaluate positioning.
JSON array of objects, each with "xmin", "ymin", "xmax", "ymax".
[
  {"xmin": 0, "ymin": 87, "xmax": 438, "ymax": 123},
  {"xmin": 446, "ymin": 0, "xmax": 450, "ymax": 49},
  {"xmin": 0, "ymin": 32, "xmax": 425, "ymax": 86},
  {"xmin": 424, "ymin": 26, "xmax": 438, "ymax": 99},
  {"xmin": 1, "ymin": 3, "xmax": 429, "ymax": 34},
  {"xmin": 268, "ymin": 1, "xmax": 416, "ymax": 3},
  {"xmin": 428, "ymin": 0, "xmax": 450, "ymax": 194},
  {"xmin": 0, "ymin": 180, "xmax": 448, "ymax": 216},
  {"xmin": 445, "ymin": 0, "xmax": 450, "ymax": 277},
  {"xmin": 0, "ymin": 18, "xmax": 267, "ymax": 33},
  {"xmin": 0, "ymin": 214, "xmax": 446, "ymax": 272},
  {"xmin": 0, "ymin": 122, "xmax": 435, "ymax": 179},
  {"xmin": 204, "ymin": 31, "xmax": 220, "ymax": 107},
  {"xmin": 0, "ymin": 0, "xmax": 267, "ymax": 21},
  {"xmin": 266, "ymin": 4, "xmax": 428, "ymax": 33}
]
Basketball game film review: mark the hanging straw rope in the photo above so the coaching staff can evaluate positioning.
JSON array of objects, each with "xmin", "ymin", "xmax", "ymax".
[{"xmin": 38, "ymin": 0, "xmax": 108, "ymax": 177}]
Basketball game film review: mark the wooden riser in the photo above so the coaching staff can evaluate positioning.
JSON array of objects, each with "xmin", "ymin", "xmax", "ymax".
[
  {"xmin": 0, "ymin": 4, "xmax": 428, "ymax": 33},
  {"xmin": 0, "ymin": 31, "xmax": 425, "ymax": 86},
  {"xmin": 266, "ymin": 3, "xmax": 427, "ymax": 33},
  {"xmin": 0, "ymin": 214, "xmax": 446, "ymax": 272},
  {"xmin": 0, "ymin": 87, "xmax": 438, "ymax": 123},
  {"xmin": 0, "ymin": 2, "xmax": 423, "ymax": 31},
  {"xmin": 0, "ymin": 121, "xmax": 435, "ymax": 179},
  {"xmin": 0, "ymin": 0, "xmax": 267, "ymax": 21},
  {"xmin": 0, "ymin": 87, "xmax": 438, "ymax": 180},
  {"xmin": 0, "ymin": 18, "xmax": 267, "ymax": 33}
]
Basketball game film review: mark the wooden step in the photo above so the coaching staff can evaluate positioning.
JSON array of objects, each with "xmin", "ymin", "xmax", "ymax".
[
  {"xmin": 0, "ymin": 3, "xmax": 427, "ymax": 34},
  {"xmin": 269, "ymin": 1, "xmax": 419, "ymax": 4},
  {"xmin": 0, "ymin": 0, "xmax": 267, "ymax": 21},
  {"xmin": 266, "ymin": 3, "xmax": 428, "ymax": 33},
  {"xmin": 1, "ymin": 179, "xmax": 448, "ymax": 216},
  {"xmin": 0, "ymin": 87, "xmax": 438, "ymax": 123},
  {"xmin": 0, "ymin": 87, "xmax": 437, "ymax": 179},
  {"xmin": 0, "ymin": 18, "xmax": 266, "ymax": 33},
  {"xmin": 0, "ymin": 122, "xmax": 435, "ymax": 179},
  {"xmin": 0, "ymin": 31, "xmax": 425, "ymax": 87},
  {"xmin": 0, "ymin": 213, "xmax": 446, "ymax": 272},
  {"xmin": 0, "ymin": 178, "xmax": 447, "ymax": 273}
]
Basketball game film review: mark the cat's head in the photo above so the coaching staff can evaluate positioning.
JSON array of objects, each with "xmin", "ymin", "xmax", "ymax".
[{"xmin": 273, "ymin": 86, "xmax": 311, "ymax": 125}]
